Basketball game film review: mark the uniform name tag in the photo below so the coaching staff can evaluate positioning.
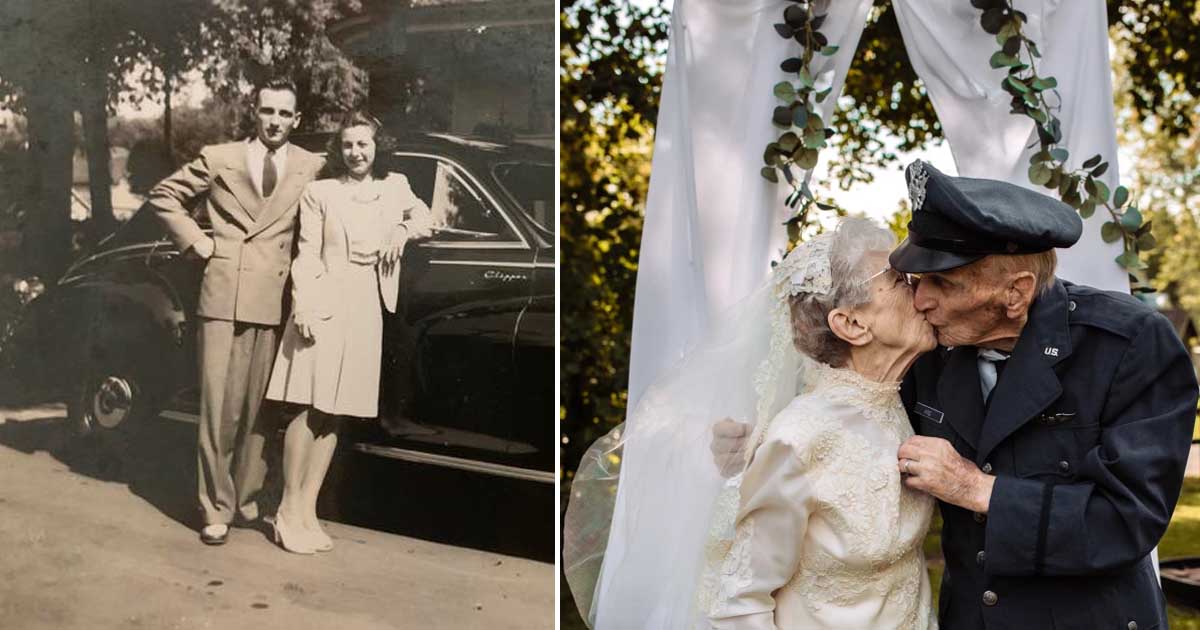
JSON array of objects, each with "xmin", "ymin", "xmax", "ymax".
[
  {"xmin": 1037, "ymin": 412, "xmax": 1077, "ymax": 426},
  {"xmin": 915, "ymin": 402, "xmax": 944, "ymax": 424}
]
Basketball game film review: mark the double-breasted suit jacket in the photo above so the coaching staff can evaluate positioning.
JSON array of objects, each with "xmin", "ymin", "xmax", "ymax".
[
  {"xmin": 150, "ymin": 141, "xmax": 325, "ymax": 325},
  {"xmin": 902, "ymin": 279, "xmax": 1198, "ymax": 630}
]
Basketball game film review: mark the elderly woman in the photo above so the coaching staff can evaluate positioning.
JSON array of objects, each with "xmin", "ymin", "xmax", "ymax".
[
  {"xmin": 702, "ymin": 218, "xmax": 939, "ymax": 629},
  {"xmin": 265, "ymin": 112, "xmax": 433, "ymax": 554}
]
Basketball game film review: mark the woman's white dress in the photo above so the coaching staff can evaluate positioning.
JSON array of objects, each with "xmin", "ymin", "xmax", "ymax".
[
  {"xmin": 707, "ymin": 365, "xmax": 937, "ymax": 629},
  {"xmin": 266, "ymin": 174, "xmax": 432, "ymax": 418}
]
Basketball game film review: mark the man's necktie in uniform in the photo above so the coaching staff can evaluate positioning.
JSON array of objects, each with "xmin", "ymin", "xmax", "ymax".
[{"xmin": 977, "ymin": 347, "xmax": 1011, "ymax": 403}]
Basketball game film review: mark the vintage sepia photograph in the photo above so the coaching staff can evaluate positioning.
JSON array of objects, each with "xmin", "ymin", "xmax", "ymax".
[
  {"xmin": 0, "ymin": 1, "xmax": 554, "ymax": 628},
  {"xmin": 562, "ymin": 1, "xmax": 1200, "ymax": 629}
]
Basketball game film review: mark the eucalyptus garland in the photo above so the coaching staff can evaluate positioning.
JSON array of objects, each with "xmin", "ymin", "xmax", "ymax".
[
  {"xmin": 761, "ymin": 0, "xmax": 843, "ymax": 241},
  {"xmin": 972, "ymin": 0, "xmax": 1154, "ymax": 288}
]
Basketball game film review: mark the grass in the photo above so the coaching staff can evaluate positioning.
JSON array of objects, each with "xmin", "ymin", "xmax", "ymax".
[{"xmin": 560, "ymin": 476, "xmax": 1200, "ymax": 628}]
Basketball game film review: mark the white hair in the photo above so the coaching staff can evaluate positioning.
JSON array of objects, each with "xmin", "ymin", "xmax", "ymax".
[{"xmin": 788, "ymin": 217, "xmax": 896, "ymax": 366}]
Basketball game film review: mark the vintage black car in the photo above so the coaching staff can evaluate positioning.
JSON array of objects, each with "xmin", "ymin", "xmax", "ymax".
[{"xmin": 2, "ymin": 132, "xmax": 554, "ymax": 483}]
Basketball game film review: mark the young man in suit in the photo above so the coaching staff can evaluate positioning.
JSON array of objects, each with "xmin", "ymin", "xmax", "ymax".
[{"xmin": 149, "ymin": 77, "xmax": 325, "ymax": 545}]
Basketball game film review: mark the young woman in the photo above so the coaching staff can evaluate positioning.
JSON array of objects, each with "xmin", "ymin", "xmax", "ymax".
[{"xmin": 265, "ymin": 112, "xmax": 433, "ymax": 554}]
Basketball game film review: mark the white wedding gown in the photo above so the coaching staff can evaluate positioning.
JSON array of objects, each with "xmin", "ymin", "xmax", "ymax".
[{"xmin": 703, "ymin": 365, "xmax": 936, "ymax": 630}]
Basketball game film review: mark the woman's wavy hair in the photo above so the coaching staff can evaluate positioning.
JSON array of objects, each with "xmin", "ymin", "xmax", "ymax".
[{"xmin": 324, "ymin": 111, "xmax": 397, "ymax": 179}]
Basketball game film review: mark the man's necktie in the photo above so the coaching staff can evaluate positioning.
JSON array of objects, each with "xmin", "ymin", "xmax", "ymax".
[
  {"xmin": 977, "ymin": 348, "xmax": 1010, "ymax": 403},
  {"xmin": 263, "ymin": 149, "xmax": 277, "ymax": 198}
]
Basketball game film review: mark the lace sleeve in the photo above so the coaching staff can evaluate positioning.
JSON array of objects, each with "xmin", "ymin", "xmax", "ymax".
[{"xmin": 708, "ymin": 426, "xmax": 821, "ymax": 630}]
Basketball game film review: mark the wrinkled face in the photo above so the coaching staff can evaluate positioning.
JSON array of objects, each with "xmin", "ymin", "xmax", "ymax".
[
  {"xmin": 255, "ymin": 88, "xmax": 299, "ymax": 150},
  {"xmin": 853, "ymin": 251, "xmax": 937, "ymax": 354},
  {"xmin": 339, "ymin": 125, "xmax": 377, "ymax": 178},
  {"xmin": 911, "ymin": 261, "xmax": 1005, "ymax": 347}
]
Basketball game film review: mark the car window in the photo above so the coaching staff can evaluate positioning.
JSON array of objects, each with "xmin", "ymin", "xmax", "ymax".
[
  {"xmin": 387, "ymin": 154, "xmax": 519, "ymax": 243},
  {"xmin": 492, "ymin": 162, "xmax": 553, "ymax": 234}
]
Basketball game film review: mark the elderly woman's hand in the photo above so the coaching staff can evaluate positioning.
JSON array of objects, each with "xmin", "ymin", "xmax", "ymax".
[{"xmin": 711, "ymin": 418, "xmax": 752, "ymax": 478}]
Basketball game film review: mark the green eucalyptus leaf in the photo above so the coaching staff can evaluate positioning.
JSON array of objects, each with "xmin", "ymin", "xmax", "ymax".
[
  {"xmin": 1091, "ymin": 162, "xmax": 1109, "ymax": 177},
  {"xmin": 773, "ymin": 106, "xmax": 793, "ymax": 128},
  {"xmin": 1031, "ymin": 77, "xmax": 1058, "ymax": 91},
  {"xmin": 774, "ymin": 81, "xmax": 796, "ymax": 101},
  {"xmin": 803, "ymin": 127, "xmax": 826, "ymax": 149},
  {"xmin": 812, "ymin": 31, "xmax": 828, "ymax": 48},
  {"xmin": 1029, "ymin": 108, "xmax": 1048, "ymax": 124},
  {"xmin": 798, "ymin": 68, "xmax": 815, "ymax": 88},
  {"xmin": 820, "ymin": 45, "xmax": 840, "ymax": 56},
  {"xmin": 1137, "ymin": 219, "xmax": 1153, "ymax": 237},
  {"xmin": 980, "ymin": 8, "xmax": 1007, "ymax": 34},
  {"xmin": 763, "ymin": 143, "xmax": 782, "ymax": 166},
  {"xmin": 792, "ymin": 105, "xmax": 808, "ymax": 128},
  {"xmin": 797, "ymin": 148, "xmax": 820, "ymax": 170},
  {"xmin": 1114, "ymin": 250, "xmax": 1143, "ymax": 271},
  {"xmin": 815, "ymin": 201, "xmax": 836, "ymax": 211},
  {"xmin": 815, "ymin": 87, "xmax": 833, "ymax": 103},
  {"xmin": 773, "ymin": 23, "xmax": 794, "ymax": 38},
  {"xmin": 1082, "ymin": 154, "xmax": 1102, "ymax": 169},
  {"xmin": 1093, "ymin": 179, "xmax": 1110, "ymax": 203},
  {"xmin": 1002, "ymin": 36, "xmax": 1021, "ymax": 56},
  {"xmin": 1027, "ymin": 40, "xmax": 1042, "ymax": 58},
  {"xmin": 1121, "ymin": 206, "xmax": 1143, "ymax": 230},
  {"xmin": 991, "ymin": 51, "xmax": 1020, "ymax": 68},
  {"xmin": 761, "ymin": 167, "xmax": 779, "ymax": 183},
  {"xmin": 806, "ymin": 112, "xmax": 824, "ymax": 131},
  {"xmin": 1023, "ymin": 91, "xmax": 1040, "ymax": 107},
  {"xmin": 780, "ymin": 57, "xmax": 804, "ymax": 73},
  {"xmin": 1049, "ymin": 148, "xmax": 1069, "ymax": 162},
  {"xmin": 1084, "ymin": 176, "xmax": 1097, "ymax": 196},
  {"xmin": 811, "ymin": 14, "xmax": 826, "ymax": 30},
  {"xmin": 972, "ymin": 0, "xmax": 1005, "ymax": 9},
  {"xmin": 779, "ymin": 131, "xmax": 800, "ymax": 153},
  {"xmin": 1137, "ymin": 233, "xmax": 1157, "ymax": 250},
  {"xmin": 1028, "ymin": 162, "xmax": 1052, "ymax": 186},
  {"xmin": 1030, "ymin": 150, "xmax": 1051, "ymax": 164},
  {"xmin": 783, "ymin": 4, "xmax": 807, "ymax": 27},
  {"xmin": 1079, "ymin": 199, "xmax": 1096, "ymax": 219},
  {"xmin": 1005, "ymin": 76, "xmax": 1030, "ymax": 93},
  {"xmin": 1114, "ymin": 186, "xmax": 1129, "ymax": 208},
  {"xmin": 1100, "ymin": 221, "xmax": 1122, "ymax": 244},
  {"xmin": 1046, "ymin": 168, "xmax": 1062, "ymax": 190}
]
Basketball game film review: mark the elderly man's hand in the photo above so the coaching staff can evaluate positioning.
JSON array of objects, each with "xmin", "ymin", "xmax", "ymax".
[
  {"xmin": 711, "ymin": 418, "xmax": 751, "ymax": 478},
  {"xmin": 898, "ymin": 436, "xmax": 995, "ymax": 514}
]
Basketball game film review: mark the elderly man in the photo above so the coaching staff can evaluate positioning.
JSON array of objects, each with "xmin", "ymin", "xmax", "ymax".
[
  {"xmin": 713, "ymin": 160, "xmax": 1197, "ymax": 629},
  {"xmin": 150, "ymin": 77, "xmax": 324, "ymax": 545},
  {"xmin": 889, "ymin": 161, "xmax": 1197, "ymax": 629}
]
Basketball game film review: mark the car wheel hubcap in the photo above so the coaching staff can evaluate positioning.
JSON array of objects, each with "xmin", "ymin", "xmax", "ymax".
[{"xmin": 93, "ymin": 376, "xmax": 133, "ymax": 429}]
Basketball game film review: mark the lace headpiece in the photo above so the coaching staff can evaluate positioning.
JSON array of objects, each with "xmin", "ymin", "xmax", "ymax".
[{"xmin": 773, "ymin": 233, "xmax": 833, "ymax": 298}]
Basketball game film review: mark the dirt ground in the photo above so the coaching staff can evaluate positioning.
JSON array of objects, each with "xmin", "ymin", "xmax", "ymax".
[{"xmin": 0, "ymin": 405, "xmax": 554, "ymax": 630}]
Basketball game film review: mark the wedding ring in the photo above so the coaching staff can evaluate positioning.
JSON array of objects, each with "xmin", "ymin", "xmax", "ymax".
[{"xmin": 902, "ymin": 459, "xmax": 912, "ymax": 474}]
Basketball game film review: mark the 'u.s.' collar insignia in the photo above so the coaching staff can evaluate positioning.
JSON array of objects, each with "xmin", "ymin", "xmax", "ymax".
[
  {"xmin": 1044, "ymin": 346, "xmax": 1060, "ymax": 357},
  {"xmin": 915, "ymin": 402, "xmax": 944, "ymax": 424}
]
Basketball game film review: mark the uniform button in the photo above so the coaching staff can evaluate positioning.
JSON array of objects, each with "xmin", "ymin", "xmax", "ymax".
[
  {"xmin": 1128, "ymin": 621, "xmax": 1138, "ymax": 630},
  {"xmin": 976, "ymin": 550, "xmax": 986, "ymax": 565},
  {"xmin": 1069, "ymin": 300, "xmax": 1077, "ymax": 312},
  {"xmin": 982, "ymin": 590, "xmax": 998, "ymax": 606},
  {"xmin": 982, "ymin": 462, "xmax": 993, "ymax": 474},
  {"xmin": 1059, "ymin": 460, "xmax": 1070, "ymax": 472},
  {"xmin": 974, "ymin": 512, "xmax": 987, "ymax": 524}
]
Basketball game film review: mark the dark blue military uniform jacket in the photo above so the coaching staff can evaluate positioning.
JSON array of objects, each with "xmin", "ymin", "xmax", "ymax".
[{"xmin": 902, "ymin": 279, "xmax": 1198, "ymax": 630}]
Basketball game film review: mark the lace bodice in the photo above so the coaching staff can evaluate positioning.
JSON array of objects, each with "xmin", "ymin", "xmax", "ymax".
[{"xmin": 705, "ymin": 365, "xmax": 937, "ymax": 630}]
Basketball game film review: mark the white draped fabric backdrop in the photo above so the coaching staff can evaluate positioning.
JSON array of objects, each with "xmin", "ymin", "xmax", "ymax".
[{"xmin": 598, "ymin": 0, "xmax": 1148, "ymax": 625}]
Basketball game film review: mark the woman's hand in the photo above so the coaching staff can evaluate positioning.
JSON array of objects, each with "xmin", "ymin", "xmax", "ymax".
[
  {"xmin": 381, "ymin": 225, "xmax": 409, "ymax": 274},
  {"xmin": 293, "ymin": 311, "xmax": 318, "ymax": 343}
]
